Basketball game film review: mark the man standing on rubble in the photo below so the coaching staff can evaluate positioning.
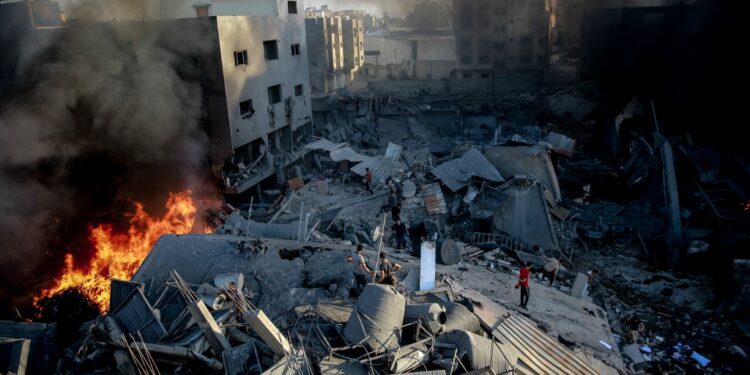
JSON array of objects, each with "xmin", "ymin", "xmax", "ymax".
[
  {"xmin": 347, "ymin": 244, "xmax": 375, "ymax": 294},
  {"xmin": 391, "ymin": 202, "xmax": 401, "ymax": 221},
  {"xmin": 377, "ymin": 252, "xmax": 401, "ymax": 286},
  {"xmin": 517, "ymin": 261, "xmax": 531, "ymax": 309},
  {"xmin": 364, "ymin": 168, "xmax": 374, "ymax": 195},
  {"xmin": 391, "ymin": 219, "xmax": 407, "ymax": 250}
]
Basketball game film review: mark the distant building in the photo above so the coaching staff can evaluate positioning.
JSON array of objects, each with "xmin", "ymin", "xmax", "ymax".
[
  {"xmin": 305, "ymin": 9, "xmax": 367, "ymax": 93},
  {"xmin": 362, "ymin": 13, "xmax": 380, "ymax": 32},
  {"xmin": 363, "ymin": 29, "xmax": 456, "ymax": 80},
  {"xmin": 0, "ymin": 0, "xmax": 314, "ymax": 195},
  {"xmin": 305, "ymin": 16, "xmax": 348, "ymax": 93},
  {"xmin": 304, "ymin": 4, "xmax": 329, "ymax": 18},
  {"xmin": 551, "ymin": 0, "xmax": 583, "ymax": 56},
  {"xmin": 407, "ymin": 0, "xmax": 453, "ymax": 30},
  {"xmin": 341, "ymin": 17, "xmax": 365, "ymax": 80},
  {"xmin": 452, "ymin": 0, "xmax": 550, "ymax": 79}
]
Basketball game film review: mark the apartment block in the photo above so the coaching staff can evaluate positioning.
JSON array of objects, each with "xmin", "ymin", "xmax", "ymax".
[{"xmin": 452, "ymin": 0, "xmax": 550, "ymax": 78}]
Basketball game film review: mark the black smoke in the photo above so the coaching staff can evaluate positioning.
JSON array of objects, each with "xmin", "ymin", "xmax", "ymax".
[{"xmin": 0, "ymin": 2, "xmax": 218, "ymax": 315}]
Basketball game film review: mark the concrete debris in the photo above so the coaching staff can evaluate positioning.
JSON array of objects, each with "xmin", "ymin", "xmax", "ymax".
[
  {"xmin": 493, "ymin": 182, "xmax": 559, "ymax": 250},
  {"xmin": 484, "ymin": 145, "xmax": 562, "ymax": 203},
  {"xmin": 40, "ymin": 83, "xmax": 750, "ymax": 375},
  {"xmin": 431, "ymin": 148, "xmax": 505, "ymax": 192}
]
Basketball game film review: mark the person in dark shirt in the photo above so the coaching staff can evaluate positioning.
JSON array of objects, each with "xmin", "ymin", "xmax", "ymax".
[
  {"xmin": 391, "ymin": 203, "xmax": 401, "ymax": 222},
  {"xmin": 363, "ymin": 168, "xmax": 373, "ymax": 195},
  {"xmin": 391, "ymin": 220, "xmax": 407, "ymax": 249},
  {"xmin": 377, "ymin": 252, "xmax": 401, "ymax": 286}
]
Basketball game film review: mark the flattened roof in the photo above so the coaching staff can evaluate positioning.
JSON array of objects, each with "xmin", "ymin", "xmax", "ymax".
[{"xmin": 431, "ymin": 148, "xmax": 505, "ymax": 192}]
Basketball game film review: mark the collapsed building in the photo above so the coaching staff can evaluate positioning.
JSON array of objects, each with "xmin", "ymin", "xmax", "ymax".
[{"xmin": 1, "ymin": 1, "xmax": 749, "ymax": 375}]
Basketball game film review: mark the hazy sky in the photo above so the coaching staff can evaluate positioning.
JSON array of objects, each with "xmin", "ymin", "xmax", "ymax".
[{"xmin": 305, "ymin": 0, "xmax": 417, "ymax": 17}]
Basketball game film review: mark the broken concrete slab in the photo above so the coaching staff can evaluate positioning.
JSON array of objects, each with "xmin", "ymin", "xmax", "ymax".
[
  {"xmin": 493, "ymin": 183, "xmax": 559, "ymax": 250},
  {"xmin": 622, "ymin": 343, "xmax": 647, "ymax": 372},
  {"xmin": 484, "ymin": 145, "xmax": 561, "ymax": 202},
  {"xmin": 431, "ymin": 148, "xmax": 505, "ymax": 192}
]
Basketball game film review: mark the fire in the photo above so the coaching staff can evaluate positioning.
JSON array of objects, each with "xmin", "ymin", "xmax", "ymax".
[{"xmin": 35, "ymin": 190, "xmax": 198, "ymax": 311}]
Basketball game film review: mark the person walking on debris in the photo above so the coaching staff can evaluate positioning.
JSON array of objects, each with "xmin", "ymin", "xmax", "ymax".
[
  {"xmin": 377, "ymin": 252, "xmax": 401, "ymax": 285},
  {"xmin": 391, "ymin": 219, "xmax": 407, "ymax": 250},
  {"xmin": 363, "ymin": 168, "xmax": 374, "ymax": 195},
  {"xmin": 347, "ymin": 244, "xmax": 374, "ymax": 294},
  {"xmin": 391, "ymin": 202, "xmax": 401, "ymax": 222},
  {"xmin": 541, "ymin": 255, "xmax": 560, "ymax": 286},
  {"xmin": 516, "ymin": 261, "xmax": 531, "ymax": 309}
]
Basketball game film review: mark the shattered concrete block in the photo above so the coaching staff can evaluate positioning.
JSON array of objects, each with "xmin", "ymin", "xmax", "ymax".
[{"xmin": 622, "ymin": 343, "xmax": 647, "ymax": 371}]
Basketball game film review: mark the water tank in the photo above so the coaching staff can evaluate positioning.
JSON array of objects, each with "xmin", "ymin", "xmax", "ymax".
[
  {"xmin": 343, "ymin": 284, "xmax": 406, "ymax": 352},
  {"xmin": 437, "ymin": 330, "xmax": 519, "ymax": 373}
]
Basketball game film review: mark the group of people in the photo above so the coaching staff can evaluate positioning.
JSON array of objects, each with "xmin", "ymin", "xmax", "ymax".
[{"xmin": 346, "ymin": 244, "xmax": 402, "ymax": 296}]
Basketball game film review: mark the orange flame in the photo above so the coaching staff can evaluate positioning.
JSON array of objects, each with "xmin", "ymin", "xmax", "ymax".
[{"xmin": 35, "ymin": 190, "xmax": 198, "ymax": 311}]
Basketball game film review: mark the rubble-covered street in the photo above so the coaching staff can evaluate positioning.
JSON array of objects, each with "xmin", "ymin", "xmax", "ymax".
[{"xmin": 1, "ymin": 1, "xmax": 748, "ymax": 375}]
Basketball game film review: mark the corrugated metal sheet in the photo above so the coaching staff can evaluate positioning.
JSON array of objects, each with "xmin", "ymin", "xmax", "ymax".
[
  {"xmin": 304, "ymin": 137, "xmax": 406, "ymax": 184},
  {"xmin": 330, "ymin": 147, "xmax": 372, "ymax": 163},
  {"xmin": 350, "ymin": 159, "xmax": 405, "ymax": 184},
  {"xmin": 110, "ymin": 279, "xmax": 144, "ymax": 312},
  {"xmin": 432, "ymin": 149, "xmax": 505, "ymax": 192},
  {"xmin": 110, "ymin": 288, "xmax": 166, "ymax": 343},
  {"xmin": 305, "ymin": 138, "xmax": 346, "ymax": 152},
  {"xmin": 493, "ymin": 315, "xmax": 598, "ymax": 375},
  {"xmin": 422, "ymin": 183, "xmax": 448, "ymax": 215}
]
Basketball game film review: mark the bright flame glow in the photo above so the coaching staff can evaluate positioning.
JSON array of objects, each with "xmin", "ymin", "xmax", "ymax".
[{"xmin": 35, "ymin": 190, "xmax": 197, "ymax": 311}]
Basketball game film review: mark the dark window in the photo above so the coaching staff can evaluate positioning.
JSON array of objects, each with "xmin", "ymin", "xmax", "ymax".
[
  {"xmin": 520, "ymin": 55, "xmax": 532, "ymax": 63},
  {"xmin": 295, "ymin": 84, "xmax": 303, "ymax": 96},
  {"xmin": 268, "ymin": 85, "xmax": 282, "ymax": 104},
  {"xmin": 288, "ymin": 1, "xmax": 298, "ymax": 14},
  {"xmin": 234, "ymin": 50, "xmax": 248, "ymax": 66},
  {"xmin": 521, "ymin": 37, "xmax": 532, "ymax": 46},
  {"xmin": 462, "ymin": 72, "xmax": 472, "ymax": 78},
  {"xmin": 537, "ymin": 55, "xmax": 544, "ymax": 62},
  {"xmin": 480, "ymin": 72, "xmax": 490, "ymax": 78},
  {"xmin": 291, "ymin": 43, "xmax": 301, "ymax": 56},
  {"xmin": 263, "ymin": 40, "xmax": 279, "ymax": 60},
  {"xmin": 240, "ymin": 99, "xmax": 255, "ymax": 119}
]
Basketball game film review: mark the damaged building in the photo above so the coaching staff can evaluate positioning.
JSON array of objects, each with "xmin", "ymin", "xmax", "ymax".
[{"xmin": 1, "ymin": 0, "xmax": 749, "ymax": 375}]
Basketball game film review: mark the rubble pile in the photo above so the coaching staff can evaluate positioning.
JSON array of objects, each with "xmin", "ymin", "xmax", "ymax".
[{"xmin": 6, "ymin": 83, "xmax": 749, "ymax": 374}]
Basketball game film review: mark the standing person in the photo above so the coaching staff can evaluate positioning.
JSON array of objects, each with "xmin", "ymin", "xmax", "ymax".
[
  {"xmin": 363, "ymin": 168, "xmax": 374, "ymax": 195},
  {"xmin": 347, "ymin": 244, "xmax": 374, "ymax": 295},
  {"xmin": 391, "ymin": 202, "xmax": 401, "ymax": 222},
  {"xmin": 541, "ymin": 256, "xmax": 560, "ymax": 286},
  {"xmin": 377, "ymin": 252, "xmax": 402, "ymax": 286},
  {"xmin": 394, "ymin": 179, "xmax": 403, "ymax": 204},
  {"xmin": 517, "ymin": 261, "xmax": 532, "ymax": 309},
  {"xmin": 582, "ymin": 269, "xmax": 599, "ymax": 297},
  {"xmin": 391, "ymin": 219, "xmax": 407, "ymax": 250}
]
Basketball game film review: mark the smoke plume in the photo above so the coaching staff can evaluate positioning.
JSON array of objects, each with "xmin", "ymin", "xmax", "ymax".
[{"xmin": 0, "ymin": 1, "xmax": 217, "ymax": 313}]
